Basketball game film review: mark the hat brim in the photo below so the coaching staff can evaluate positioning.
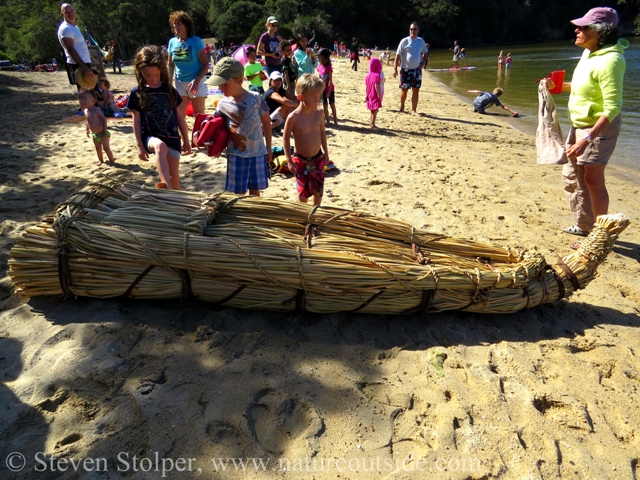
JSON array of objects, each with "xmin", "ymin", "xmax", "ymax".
[
  {"xmin": 76, "ymin": 71, "xmax": 97, "ymax": 90},
  {"xmin": 570, "ymin": 16, "xmax": 591, "ymax": 26},
  {"xmin": 205, "ymin": 75, "xmax": 228, "ymax": 86}
]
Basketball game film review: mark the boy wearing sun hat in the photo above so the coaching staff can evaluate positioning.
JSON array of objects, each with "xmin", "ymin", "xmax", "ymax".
[{"xmin": 206, "ymin": 57, "xmax": 272, "ymax": 196}]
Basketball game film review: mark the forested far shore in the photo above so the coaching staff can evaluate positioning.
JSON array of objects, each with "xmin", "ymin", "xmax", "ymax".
[{"xmin": 1, "ymin": 0, "xmax": 638, "ymax": 64}]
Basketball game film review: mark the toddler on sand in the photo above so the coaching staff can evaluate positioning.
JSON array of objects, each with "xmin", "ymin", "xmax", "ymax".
[
  {"xmin": 365, "ymin": 57, "xmax": 384, "ymax": 129},
  {"xmin": 79, "ymin": 90, "xmax": 115, "ymax": 166},
  {"xmin": 283, "ymin": 74, "xmax": 330, "ymax": 206}
]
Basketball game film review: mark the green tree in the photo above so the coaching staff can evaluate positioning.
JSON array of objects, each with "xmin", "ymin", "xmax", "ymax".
[
  {"xmin": 0, "ymin": 0, "xmax": 61, "ymax": 62},
  {"xmin": 213, "ymin": 1, "xmax": 266, "ymax": 43},
  {"xmin": 264, "ymin": 0, "xmax": 304, "ymax": 24}
]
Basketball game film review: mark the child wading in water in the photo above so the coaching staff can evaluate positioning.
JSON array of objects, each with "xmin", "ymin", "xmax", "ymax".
[
  {"xmin": 283, "ymin": 74, "xmax": 330, "ymax": 206},
  {"xmin": 317, "ymin": 49, "xmax": 338, "ymax": 126},
  {"xmin": 79, "ymin": 90, "xmax": 115, "ymax": 165},
  {"xmin": 365, "ymin": 57, "xmax": 384, "ymax": 129},
  {"xmin": 127, "ymin": 45, "xmax": 191, "ymax": 190}
]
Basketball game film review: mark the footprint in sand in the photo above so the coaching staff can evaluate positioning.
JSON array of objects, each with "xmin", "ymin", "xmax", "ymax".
[
  {"xmin": 205, "ymin": 420, "xmax": 243, "ymax": 449},
  {"xmin": 245, "ymin": 388, "xmax": 324, "ymax": 455},
  {"xmin": 532, "ymin": 394, "xmax": 594, "ymax": 432},
  {"xmin": 55, "ymin": 433, "xmax": 82, "ymax": 449}
]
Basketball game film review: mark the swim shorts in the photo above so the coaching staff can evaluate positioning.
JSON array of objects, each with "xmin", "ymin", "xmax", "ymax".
[
  {"xmin": 226, "ymin": 154, "xmax": 269, "ymax": 193},
  {"xmin": 102, "ymin": 104, "xmax": 115, "ymax": 117},
  {"xmin": 322, "ymin": 90, "xmax": 335, "ymax": 105},
  {"xmin": 92, "ymin": 130, "xmax": 111, "ymax": 143},
  {"xmin": 399, "ymin": 68, "xmax": 421, "ymax": 90},
  {"xmin": 291, "ymin": 150, "xmax": 326, "ymax": 201}
]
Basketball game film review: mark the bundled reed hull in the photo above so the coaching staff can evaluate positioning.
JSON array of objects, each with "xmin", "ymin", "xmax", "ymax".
[{"xmin": 8, "ymin": 181, "xmax": 630, "ymax": 314}]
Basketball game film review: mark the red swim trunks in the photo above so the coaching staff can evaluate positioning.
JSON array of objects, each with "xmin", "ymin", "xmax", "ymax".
[{"xmin": 291, "ymin": 150, "xmax": 327, "ymax": 201}]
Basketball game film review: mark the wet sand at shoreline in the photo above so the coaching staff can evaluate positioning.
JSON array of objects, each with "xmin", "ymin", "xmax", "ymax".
[{"xmin": 1, "ymin": 62, "xmax": 639, "ymax": 479}]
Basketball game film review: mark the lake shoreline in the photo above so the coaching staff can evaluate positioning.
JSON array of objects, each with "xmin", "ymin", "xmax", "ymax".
[{"xmin": 424, "ymin": 37, "xmax": 640, "ymax": 187}]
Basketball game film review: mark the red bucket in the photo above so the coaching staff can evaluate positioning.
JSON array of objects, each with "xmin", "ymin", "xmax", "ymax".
[{"xmin": 549, "ymin": 70, "xmax": 565, "ymax": 94}]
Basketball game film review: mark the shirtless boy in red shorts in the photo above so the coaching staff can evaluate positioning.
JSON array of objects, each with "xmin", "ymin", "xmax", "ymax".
[{"xmin": 283, "ymin": 74, "xmax": 330, "ymax": 206}]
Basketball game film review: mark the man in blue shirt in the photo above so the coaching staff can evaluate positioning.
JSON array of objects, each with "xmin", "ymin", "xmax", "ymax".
[{"xmin": 393, "ymin": 22, "xmax": 427, "ymax": 116}]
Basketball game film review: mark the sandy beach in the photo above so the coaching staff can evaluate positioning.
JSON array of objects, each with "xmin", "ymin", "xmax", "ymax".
[{"xmin": 1, "ymin": 60, "xmax": 639, "ymax": 479}]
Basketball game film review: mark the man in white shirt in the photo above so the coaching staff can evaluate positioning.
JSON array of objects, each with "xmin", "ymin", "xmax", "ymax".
[
  {"xmin": 393, "ymin": 22, "xmax": 427, "ymax": 116},
  {"xmin": 58, "ymin": 3, "xmax": 94, "ymax": 89}
]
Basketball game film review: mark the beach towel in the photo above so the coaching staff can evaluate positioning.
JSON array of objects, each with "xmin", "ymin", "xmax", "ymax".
[{"xmin": 536, "ymin": 81, "xmax": 567, "ymax": 165}]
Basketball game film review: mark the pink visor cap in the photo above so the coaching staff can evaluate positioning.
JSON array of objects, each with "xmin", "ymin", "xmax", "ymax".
[{"xmin": 571, "ymin": 7, "xmax": 619, "ymax": 27}]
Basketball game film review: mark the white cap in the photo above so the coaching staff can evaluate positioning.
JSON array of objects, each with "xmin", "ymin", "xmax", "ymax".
[{"xmin": 269, "ymin": 71, "xmax": 283, "ymax": 81}]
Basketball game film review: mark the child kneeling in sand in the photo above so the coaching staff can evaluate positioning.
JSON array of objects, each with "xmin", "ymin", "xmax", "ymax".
[
  {"xmin": 79, "ymin": 90, "xmax": 115, "ymax": 166},
  {"xmin": 465, "ymin": 88, "xmax": 519, "ymax": 117},
  {"xmin": 127, "ymin": 45, "xmax": 191, "ymax": 189},
  {"xmin": 283, "ymin": 74, "xmax": 330, "ymax": 206}
]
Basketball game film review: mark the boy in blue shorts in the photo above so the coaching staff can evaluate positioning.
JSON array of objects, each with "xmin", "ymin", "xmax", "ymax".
[{"xmin": 206, "ymin": 57, "xmax": 272, "ymax": 196}]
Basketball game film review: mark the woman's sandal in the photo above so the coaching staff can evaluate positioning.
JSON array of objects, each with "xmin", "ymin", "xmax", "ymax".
[
  {"xmin": 155, "ymin": 182, "xmax": 168, "ymax": 189},
  {"xmin": 562, "ymin": 225, "xmax": 590, "ymax": 237}
]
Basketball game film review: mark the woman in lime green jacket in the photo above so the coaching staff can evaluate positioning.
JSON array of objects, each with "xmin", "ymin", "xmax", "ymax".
[{"xmin": 551, "ymin": 7, "xmax": 628, "ymax": 240}]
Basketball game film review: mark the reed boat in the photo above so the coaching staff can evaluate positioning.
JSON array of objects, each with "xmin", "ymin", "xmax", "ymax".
[{"xmin": 8, "ymin": 181, "xmax": 630, "ymax": 315}]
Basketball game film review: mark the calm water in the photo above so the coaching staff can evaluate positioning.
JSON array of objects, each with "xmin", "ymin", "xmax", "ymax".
[{"xmin": 426, "ymin": 38, "xmax": 639, "ymax": 179}]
